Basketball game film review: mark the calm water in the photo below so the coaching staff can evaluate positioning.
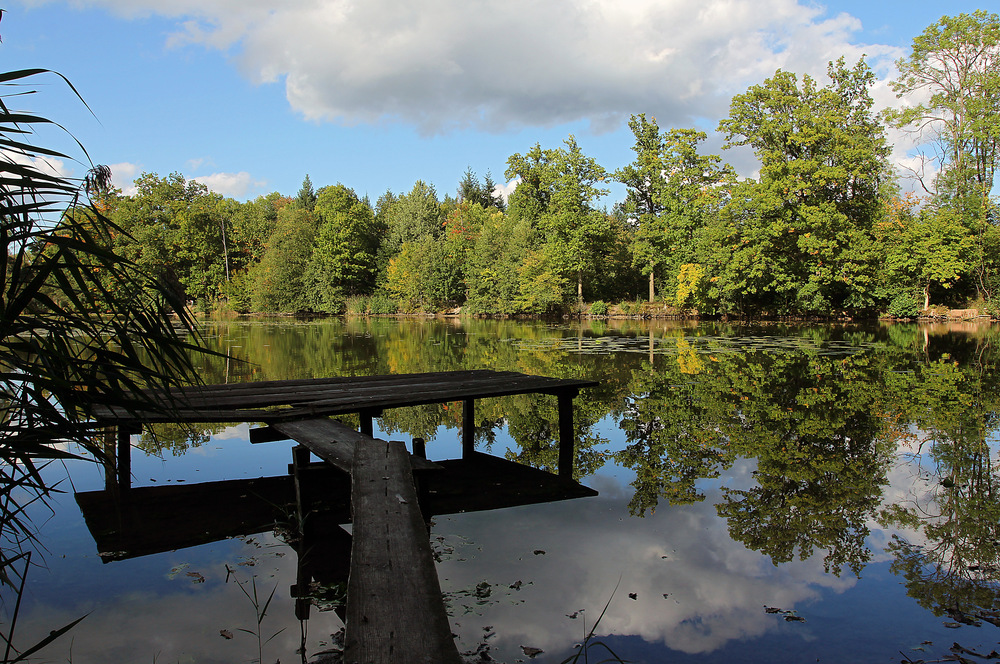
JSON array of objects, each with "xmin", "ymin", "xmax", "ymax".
[{"xmin": 12, "ymin": 317, "xmax": 1000, "ymax": 663}]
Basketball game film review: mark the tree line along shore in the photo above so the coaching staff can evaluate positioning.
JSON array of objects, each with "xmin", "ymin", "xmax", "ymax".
[{"xmin": 86, "ymin": 12, "xmax": 1000, "ymax": 321}]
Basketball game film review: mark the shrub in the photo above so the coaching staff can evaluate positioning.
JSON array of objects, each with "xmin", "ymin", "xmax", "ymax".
[
  {"xmin": 368, "ymin": 294, "xmax": 398, "ymax": 315},
  {"xmin": 886, "ymin": 292, "xmax": 921, "ymax": 319},
  {"xmin": 589, "ymin": 300, "xmax": 608, "ymax": 316}
]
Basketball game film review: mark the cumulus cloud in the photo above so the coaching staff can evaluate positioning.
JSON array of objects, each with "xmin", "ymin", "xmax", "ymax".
[
  {"xmin": 108, "ymin": 161, "xmax": 141, "ymax": 195},
  {"xmin": 191, "ymin": 171, "xmax": 267, "ymax": 198},
  {"xmin": 35, "ymin": 0, "xmax": 903, "ymax": 135}
]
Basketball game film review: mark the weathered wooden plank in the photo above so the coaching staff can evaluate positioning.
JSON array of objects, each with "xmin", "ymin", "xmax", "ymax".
[
  {"xmin": 345, "ymin": 439, "xmax": 461, "ymax": 664},
  {"xmin": 272, "ymin": 418, "xmax": 442, "ymax": 472},
  {"xmin": 140, "ymin": 370, "xmax": 510, "ymax": 408},
  {"xmin": 92, "ymin": 371, "xmax": 598, "ymax": 427}
]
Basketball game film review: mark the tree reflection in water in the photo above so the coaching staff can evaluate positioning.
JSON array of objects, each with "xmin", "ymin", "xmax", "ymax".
[{"xmin": 28, "ymin": 318, "xmax": 1000, "ymax": 663}]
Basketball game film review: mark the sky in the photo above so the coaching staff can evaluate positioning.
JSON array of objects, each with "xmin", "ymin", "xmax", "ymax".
[{"xmin": 2, "ymin": 0, "xmax": 991, "ymax": 204}]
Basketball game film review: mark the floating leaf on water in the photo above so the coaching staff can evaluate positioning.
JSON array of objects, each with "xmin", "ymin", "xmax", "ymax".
[
  {"xmin": 566, "ymin": 611, "xmax": 579, "ymax": 619},
  {"xmin": 764, "ymin": 606, "xmax": 783, "ymax": 614},
  {"xmin": 187, "ymin": 571, "xmax": 206, "ymax": 583},
  {"xmin": 220, "ymin": 629, "xmax": 233, "ymax": 640},
  {"xmin": 510, "ymin": 580, "xmax": 522, "ymax": 590},
  {"xmin": 943, "ymin": 622, "xmax": 962, "ymax": 629},
  {"xmin": 533, "ymin": 550, "xmax": 545, "ymax": 555},
  {"xmin": 521, "ymin": 645, "xmax": 544, "ymax": 657},
  {"xmin": 784, "ymin": 614, "xmax": 805, "ymax": 622}
]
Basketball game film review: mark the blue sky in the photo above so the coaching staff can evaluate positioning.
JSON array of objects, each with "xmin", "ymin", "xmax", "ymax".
[{"xmin": 3, "ymin": 1, "xmax": 990, "ymax": 204}]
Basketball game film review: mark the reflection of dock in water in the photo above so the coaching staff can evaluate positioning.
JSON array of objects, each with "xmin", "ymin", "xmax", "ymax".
[{"xmin": 81, "ymin": 370, "xmax": 598, "ymax": 664}]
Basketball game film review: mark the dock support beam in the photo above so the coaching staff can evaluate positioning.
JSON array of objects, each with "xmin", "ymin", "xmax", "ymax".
[
  {"xmin": 462, "ymin": 398, "xmax": 475, "ymax": 457},
  {"xmin": 557, "ymin": 390, "xmax": 578, "ymax": 478}
]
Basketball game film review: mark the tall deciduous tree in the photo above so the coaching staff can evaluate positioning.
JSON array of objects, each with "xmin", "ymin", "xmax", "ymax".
[
  {"xmin": 616, "ymin": 115, "xmax": 733, "ymax": 304},
  {"xmin": 888, "ymin": 11, "xmax": 1000, "ymax": 304},
  {"xmin": 887, "ymin": 10, "xmax": 1000, "ymax": 209},
  {"xmin": 303, "ymin": 184, "xmax": 381, "ymax": 313},
  {"xmin": 711, "ymin": 58, "xmax": 890, "ymax": 315},
  {"xmin": 249, "ymin": 204, "xmax": 317, "ymax": 312},
  {"xmin": 506, "ymin": 136, "xmax": 610, "ymax": 309}
]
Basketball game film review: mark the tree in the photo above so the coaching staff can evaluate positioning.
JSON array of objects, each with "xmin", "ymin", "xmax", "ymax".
[
  {"xmin": 296, "ymin": 174, "xmax": 317, "ymax": 212},
  {"xmin": 888, "ymin": 11, "xmax": 1000, "ymax": 305},
  {"xmin": 457, "ymin": 167, "xmax": 505, "ymax": 211},
  {"xmin": 711, "ymin": 58, "xmax": 890, "ymax": 315},
  {"xmin": 506, "ymin": 136, "xmax": 610, "ymax": 309},
  {"xmin": 616, "ymin": 115, "xmax": 733, "ymax": 303},
  {"xmin": 887, "ymin": 11, "xmax": 1000, "ymax": 209},
  {"xmin": 877, "ymin": 195, "xmax": 973, "ymax": 309},
  {"xmin": 303, "ymin": 184, "xmax": 381, "ymax": 313},
  {"xmin": 249, "ymin": 204, "xmax": 317, "ymax": 312}
]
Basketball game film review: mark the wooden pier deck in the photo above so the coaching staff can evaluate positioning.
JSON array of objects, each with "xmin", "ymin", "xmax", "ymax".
[{"xmin": 91, "ymin": 370, "xmax": 598, "ymax": 664}]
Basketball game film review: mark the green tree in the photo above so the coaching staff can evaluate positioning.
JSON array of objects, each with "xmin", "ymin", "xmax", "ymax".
[
  {"xmin": 303, "ymin": 184, "xmax": 381, "ymax": 313},
  {"xmin": 506, "ymin": 136, "xmax": 611, "ymax": 309},
  {"xmin": 249, "ymin": 203, "xmax": 317, "ymax": 312},
  {"xmin": 457, "ymin": 167, "xmax": 505, "ymax": 211},
  {"xmin": 888, "ymin": 11, "xmax": 1000, "ymax": 306},
  {"xmin": 887, "ymin": 11, "xmax": 1000, "ymax": 210},
  {"xmin": 877, "ymin": 195, "xmax": 973, "ymax": 309},
  {"xmin": 296, "ymin": 174, "xmax": 317, "ymax": 212},
  {"xmin": 711, "ymin": 58, "xmax": 890, "ymax": 315},
  {"xmin": 616, "ymin": 115, "xmax": 733, "ymax": 304}
]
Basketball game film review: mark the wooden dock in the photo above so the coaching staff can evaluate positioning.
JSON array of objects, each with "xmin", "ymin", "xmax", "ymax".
[{"xmin": 90, "ymin": 370, "xmax": 598, "ymax": 664}]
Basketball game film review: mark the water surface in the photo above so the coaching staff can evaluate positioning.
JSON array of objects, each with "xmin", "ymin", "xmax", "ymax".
[{"xmin": 12, "ymin": 318, "xmax": 1000, "ymax": 663}]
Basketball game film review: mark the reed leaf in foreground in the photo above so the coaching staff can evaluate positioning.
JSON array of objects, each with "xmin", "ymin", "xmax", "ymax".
[{"xmin": 0, "ymin": 69, "xmax": 205, "ymax": 538}]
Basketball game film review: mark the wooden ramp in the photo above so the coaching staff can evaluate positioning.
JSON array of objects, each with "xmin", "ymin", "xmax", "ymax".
[
  {"xmin": 345, "ymin": 438, "xmax": 461, "ymax": 664},
  {"xmin": 273, "ymin": 417, "xmax": 461, "ymax": 664}
]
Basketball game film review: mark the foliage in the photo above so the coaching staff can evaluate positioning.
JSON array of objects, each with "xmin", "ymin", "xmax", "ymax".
[
  {"xmin": 887, "ymin": 10, "xmax": 1000, "ymax": 208},
  {"xmin": 711, "ymin": 58, "xmax": 890, "ymax": 316},
  {"xmin": 249, "ymin": 204, "xmax": 317, "ymax": 312},
  {"xmin": 589, "ymin": 300, "xmax": 608, "ymax": 316},
  {"xmin": 303, "ymin": 184, "xmax": 381, "ymax": 313},
  {"xmin": 506, "ymin": 136, "xmax": 612, "ymax": 307},
  {"xmin": 616, "ymin": 115, "xmax": 734, "ymax": 303},
  {"xmin": 0, "ymin": 65, "xmax": 203, "ymax": 658}
]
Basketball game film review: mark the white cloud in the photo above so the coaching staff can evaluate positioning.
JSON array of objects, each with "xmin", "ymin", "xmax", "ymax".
[
  {"xmin": 109, "ymin": 161, "xmax": 141, "ymax": 196},
  {"xmin": 41, "ymin": 0, "xmax": 903, "ymax": 136},
  {"xmin": 190, "ymin": 171, "xmax": 267, "ymax": 198}
]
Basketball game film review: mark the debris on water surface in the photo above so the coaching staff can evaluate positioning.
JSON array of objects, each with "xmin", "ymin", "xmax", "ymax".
[
  {"xmin": 220, "ymin": 629, "xmax": 233, "ymax": 639},
  {"xmin": 533, "ymin": 550, "xmax": 545, "ymax": 555},
  {"xmin": 765, "ymin": 606, "xmax": 805, "ymax": 622},
  {"xmin": 509, "ymin": 580, "xmax": 522, "ymax": 590},
  {"xmin": 521, "ymin": 645, "xmax": 544, "ymax": 657},
  {"xmin": 628, "ymin": 592, "xmax": 637, "ymax": 600}
]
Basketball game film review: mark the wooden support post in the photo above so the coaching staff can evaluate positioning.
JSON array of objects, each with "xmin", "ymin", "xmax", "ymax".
[
  {"xmin": 117, "ymin": 425, "xmax": 137, "ymax": 493},
  {"xmin": 412, "ymin": 437, "xmax": 426, "ymax": 459},
  {"xmin": 358, "ymin": 409, "xmax": 382, "ymax": 438},
  {"xmin": 557, "ymin": 390, "xmax": 578, "ymax": 478},
  {"xmin": 103, "ymin": 427, "xmax": 116, "ymax": 491},
  {"xmin": 291, "ymin": 444, "xmax": 312, "ymax": 621},
  {"xmin": 462, "ymin": 398, "xmax": 475, "ymax": 458}
]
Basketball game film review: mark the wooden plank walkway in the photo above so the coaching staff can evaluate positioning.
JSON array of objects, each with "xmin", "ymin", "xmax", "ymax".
[
  {"xmin": 345, "ymin": 438, "xmax": 461, "ymax": 664},
  {"xmin": 272, "ymin": 418, "xmax": 441, "ymax": 472},
  {"xmin": 91, "ymin": 370, "xmax": 598, "ymax": 425},
  {"xmin": 87, "ymin": 370, "xmax": 598, "ymax": 663}
]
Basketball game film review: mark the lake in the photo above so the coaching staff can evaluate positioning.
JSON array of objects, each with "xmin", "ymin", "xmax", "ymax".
[{"xmin": 10, "ymin": 317, "xmax": 1000, "ymax": 663}]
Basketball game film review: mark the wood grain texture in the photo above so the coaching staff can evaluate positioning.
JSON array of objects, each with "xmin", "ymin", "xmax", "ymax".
[
  {"xmin": 344, "ymin": 439, "xmax": 461, "ymax": 664},
  {"xmin": 272, "ymin": 418, "xmax": 442, "ymax": 472},
  {"xmin": 92, "ymin": 371, "xmax": 599, "ymax": 425}
]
